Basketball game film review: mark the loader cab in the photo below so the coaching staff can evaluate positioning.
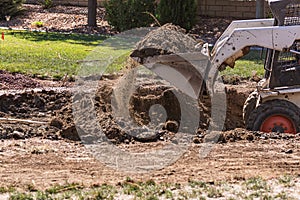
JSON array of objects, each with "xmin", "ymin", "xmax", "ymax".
[
  {"xmin": 243, "ymin": 0, "xmax": 300, "ymax": 134},
  {"xmin": 265, "ymin": 0, "xmax": 300, "ymax": 89}
]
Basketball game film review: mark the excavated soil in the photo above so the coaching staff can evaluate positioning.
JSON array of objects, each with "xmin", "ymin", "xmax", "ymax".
[
  {"xmin": 0, "ymin": 74, "xmax": 255, "ymax": 143},
  {"xmin": 1, "ymin": 9, "xmax": 300, "ymax": 191},
  {"xmin": 1, "ymin": 73, "xmax": 300, "ymax": 190}
]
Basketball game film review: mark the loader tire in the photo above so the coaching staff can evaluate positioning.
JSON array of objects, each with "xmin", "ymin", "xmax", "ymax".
[
  {"xmin": 246, "ymin": 99, "xmax": 300, "ymax": 134},
  {"xmin": 243, "ymin": 90, "xmax": 258, "ymax": 125}
]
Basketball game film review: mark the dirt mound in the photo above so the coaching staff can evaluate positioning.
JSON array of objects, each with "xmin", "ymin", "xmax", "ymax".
[
  {"xmin": 0, "ymin": 89, "xmax": 71, "ymax": 140},
  {"xmin": 0, "ymin": 74, "xmax": 256, "ymax": 143},
  {"xmin": 0, "ymin": 70, "xmax": 72, "ymax": 90},
  {"xmin": 194, "ymin": 128, "xmax": 300, "ymax": 144},
  {"xmin": 131, "ymin": 24, "xmax": 202, "ymax": 60},
  {"xmin": 53, "ymin": 75, "xmax": 255, "ymax": 143},
  {"xmin": 0, "ymin": 70, "xmax": 42, "ymax": 90}
]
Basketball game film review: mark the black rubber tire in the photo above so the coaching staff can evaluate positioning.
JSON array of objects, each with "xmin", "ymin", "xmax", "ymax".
[
  {"xmin": 246, "ymin": 99, "xmax": 300, "ymax": 133},
  {"xmin": 243, "ymin": 90, "xmax": 258, "ymax": 124}
]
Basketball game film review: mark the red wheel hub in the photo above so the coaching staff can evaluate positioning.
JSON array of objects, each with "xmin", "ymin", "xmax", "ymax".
[{"xmin": 260, "ymin": 115, "xmax": 296, "ymax": 134}]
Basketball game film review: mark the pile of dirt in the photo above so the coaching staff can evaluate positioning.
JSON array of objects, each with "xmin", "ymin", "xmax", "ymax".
[
  {"xmin": 0, "ymin": 89, "xmax": 71, "ymax": 140},
  {"xmin": 131, "ymin": 24, "xmax": 203, "ymax": 60},
  {"xmin": 0, "ymin": 70, "xmax": 72, "ymax": 90},
  {"xmin": 52, "ymin": 75, "xmax": 255, "ymax": 143},
  {"xmin": 0, "ymin": 70, "xmax": 42, "ymax": 90},
  {"xmin": 0, "ymin": 73, "xmax": 257, "ymax": 143}
]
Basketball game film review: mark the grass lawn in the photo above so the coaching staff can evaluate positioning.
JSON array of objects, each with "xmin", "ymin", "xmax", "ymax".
[
  {"xmin": 221, "ymin": 49, "xmax": 266, "ymax": 78},
  {"xmin": 1, "ymin": 175, "xmax": 299, "ymax": 200},
  {"xmin": 0, "ymin": 29, "xmax": 130, "ymax": 79},
  {"xmin": 0, "ymin": 29, "xmax": 265, "ymax": 80}
]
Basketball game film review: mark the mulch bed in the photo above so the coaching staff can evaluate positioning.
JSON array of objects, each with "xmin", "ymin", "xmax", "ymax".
[{"xmin": 0, "ymin": 4, "xmax": 233, "ymax": 43}]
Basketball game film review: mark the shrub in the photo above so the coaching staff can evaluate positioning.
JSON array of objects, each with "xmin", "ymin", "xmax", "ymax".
[
  {"xmin": 104, "ymin": 0, "xmax": 156, "ymax": 32},
  {"xmin": 39, "ymin": 0, "xmax": 53, "ymax": 9},
  {"xmin": 0, "ymin": 0, "xmax": 25, "ymax": 19},
  {"xmin": 156, "ymin": 0, "xmax": 197, "ymax": 31},
  {"xmin": 31, "ymin": 21, "xmax": 44, "ymax": 27}
]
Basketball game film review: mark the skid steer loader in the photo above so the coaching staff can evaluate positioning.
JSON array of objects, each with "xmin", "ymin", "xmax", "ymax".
[{"xmin": 131, "ymin": 0, "xmax": 300, "ymax": 134}]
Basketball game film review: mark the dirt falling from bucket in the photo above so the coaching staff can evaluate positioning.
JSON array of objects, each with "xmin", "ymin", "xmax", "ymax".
[{"xmin": 131, "ymin": 23, "xmax": 203, "ymax": 60}]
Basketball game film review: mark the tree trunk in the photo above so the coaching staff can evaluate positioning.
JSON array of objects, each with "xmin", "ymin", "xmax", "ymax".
[
  {"xmin": 256, "ymin": 0, "xmax": 265, "ymax": 19},
  {"xmin": 88, "ymin": 0, "xmax": 97, "ymax": 27}
]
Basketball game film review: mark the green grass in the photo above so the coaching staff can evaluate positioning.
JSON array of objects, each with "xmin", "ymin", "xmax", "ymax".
[
  {"xmin": 221, "ymin": 50, "xmax": 265, "ymax": 78},
  {"xmin": 0, "ymin": 186, "xmax": 16, "ymax": 194},
  {"xmin": 245, "ymin": 177, "xmax": 270, "ymax": 191},
  {"xmin": 9, "ymin": 192, "xmax": 34, "ymax": 200},
  {"xmin": 2, "ymin": 176, "xmax": 300, "ymax": 200},
  {"xmin": 31, "ymin": 21, "xmax": 44, "ymax": 28},
  {"xmin": 45, "ymin": 182, "xmax": 83, "ymax": 194},
  {"xmin": 0, "ymin": 29, "xmax": 267, "ymax": 80},
  {"xmin": 0, "ymin": 29, "xmax": 130, "ymax": 79}
]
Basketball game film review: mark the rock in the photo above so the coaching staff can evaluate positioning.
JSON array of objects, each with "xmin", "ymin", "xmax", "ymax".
[
  {"xmin": 124, "ymin": 139, "xmax": 130, "ymax": 144},
  {"xmin": 203, "ymin": 131, "xmax": 223, "ymax": 143},
  {"xmin": 8, "ymin": 131, "xmax": 25, "ymax": 139},
  {"xmin": 49, "ymin": 117, "xmax": 64, "ymax": 129},
  {"xmin": 80, "ymin": 135, "xmax": 100, "ymax": 144},
  {"xmin": 60, "ymin": 126, "xmax": 80, "ymax": 141},
  {"xmin": 164, "ymin": 121, "xmax": 179, "ymax": 133},
  {"xmin": 285, "ymin": 149, "xmax": 293, "ymax": 154},
  {"xmin": 244, "ymin": 133, "xmax": 255, "ymax": 141},
  {"xmin": 135, "ymin": 131, "xmax": 158, "ymax": 142},
  {"xmin": 193, "ymin": 137, "xmax": 201, "ymax": 144}
]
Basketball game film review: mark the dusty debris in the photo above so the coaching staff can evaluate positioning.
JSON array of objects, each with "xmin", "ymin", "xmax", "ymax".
[{"xmin": 131, "ymin": 23, "xmax": 203, "ymax": 61}]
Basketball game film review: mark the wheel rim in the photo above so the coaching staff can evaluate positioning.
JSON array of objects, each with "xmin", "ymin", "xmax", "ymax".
[{"xmin": 260, "ymin": 115, "xmax": 297, "ymax": 134}]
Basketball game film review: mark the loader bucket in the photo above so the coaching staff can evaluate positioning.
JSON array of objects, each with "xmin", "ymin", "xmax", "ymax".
[
  {"xmin": 129, "ymin": 24, "xmax": 211, "ymax": 99},
  {"xmin": 130, "ymin": 52, "xmax": 211, "ymax": 99}
]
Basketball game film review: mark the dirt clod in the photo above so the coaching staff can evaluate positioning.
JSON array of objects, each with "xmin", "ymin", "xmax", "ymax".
[
  {"xmin": 8, "ymin": 131, "xmax": 25, "ymax": 140},
  {"xmin": 203, "ymin": 131, "xmax": 224, "ymax": 143},
  {"xmin": 60, "ymin": 126, "xmax": 80, "ymax": 141},
  {"xmin": 164, "ymin": 120, "xmax": 179, "ymax": 132},
  {"xmin": 49, "ymin": 117, "xmax": 64, "ymax": 129}
]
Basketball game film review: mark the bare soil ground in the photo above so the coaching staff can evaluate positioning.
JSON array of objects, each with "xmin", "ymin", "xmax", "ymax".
[
  {"xmin": 0, "ymin": 75, "xmax": 300, "ymax": 192},
  {"xmin": 0, "ymin": 4, "xmax": 299, "ymax": 198},
  {"xmin": 1, "ymin": 137, "xmax": 300, "ymax": 190}
]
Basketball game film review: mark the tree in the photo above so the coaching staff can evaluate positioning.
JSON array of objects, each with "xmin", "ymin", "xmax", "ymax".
[
  {"xmin": 0, "ymin": 0, "xmax": 25, "ymax": 19},
  {"xmin": 88, "ymin": 0, "xmax": 97, "ymax": 27}
]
